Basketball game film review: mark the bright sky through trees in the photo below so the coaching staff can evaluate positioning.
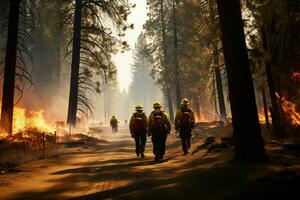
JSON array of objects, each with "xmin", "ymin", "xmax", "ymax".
[{"xmin": 113, "ymin": 0, "xmax": 148, "ymax": 92}]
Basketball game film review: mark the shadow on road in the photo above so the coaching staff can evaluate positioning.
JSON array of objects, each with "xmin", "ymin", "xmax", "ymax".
[{"xmin": 5, "ymin": 129, "xmax": 300, "ymax": 200}]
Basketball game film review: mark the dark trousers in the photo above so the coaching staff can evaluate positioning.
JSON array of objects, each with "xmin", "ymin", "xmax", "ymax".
[
  {"xmin": 180, "ymin": 132, "xmax": 191, "ymax": 153},
  {"xmin": 134, "ymin": 133, "xmax": 147, "ymax": 154},
  {"xmin": 112, "ymin": 126, "xmax": 118, "ymax": 132},
  {"xmin": 151, "ymin": 133, "xmax": 167, "ymax": 156}
]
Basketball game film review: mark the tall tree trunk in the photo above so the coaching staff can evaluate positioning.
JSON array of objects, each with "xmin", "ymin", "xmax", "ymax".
[
  {"xmin": 55, "ymin": 5, "xmax": 65, "ymax": 87},
  {"xmin": 142, "ymin": 56, "xmax": 147, "ymax": 114},
  {"xmin": 67, "ymin": 0, "xmax": 82, "ymax": 126},
  {"xmin": 194, "ymin": 95, "xmax": 201, "ymax": 121},
  {"xmin": 212, "ymin": 74, "xmax": 219, "ymax": 120},
  {"xmin": 216, "ymin": 0, "xmax": 265, "ymax": 160},
  {"xmin": 261, "ymin": 27, "xmax": 285, "ymax": 137},
  {"xmin": 55, "ymin": 27, "xmax": 61, "ymax": 87},
  {"xmin": 209, "ymin": 0, "xmax": 227, "ymax": 121},
  {"xmin": 261, "ymin": 86, "xmax": 270, "ymax": 130},
  {"xmin": 172, "ymin": 0, "xmax": 181, "ymax": 108},
  {"xmin": 160, "ymin": 0, "xmax": 174, "ymax": 123},
  {"xmin": 0, "ymin": 0, "xmax": 21, "ymax": 135},
  {"xmin": 166, "ymin": 88, "xmax": 174, "ymax": 123},
  {"xmin": 215, "ymin": 65, "xmax": 227, "ymax": 120}
]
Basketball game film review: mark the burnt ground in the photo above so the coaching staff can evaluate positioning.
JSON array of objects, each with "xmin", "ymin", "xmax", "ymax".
[{"xmin": 0, "ymin": 125, "xmax": 300, "ymax": 200}]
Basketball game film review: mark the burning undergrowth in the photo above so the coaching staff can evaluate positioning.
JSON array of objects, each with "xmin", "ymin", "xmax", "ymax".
[
  {"xmin": 0, "ymin": 104, "xmax": 57, "ymax": 136},
  {"xmin": 0, "ymin": 104, "xmax": 105, "ymax": 173},
  {"xmin": 257, "ymin": 95, "xmax": 300, "ymax": 130},
  {"xmin": 279, "ymin": 96, "xmax": 300, "ymax": 127}
]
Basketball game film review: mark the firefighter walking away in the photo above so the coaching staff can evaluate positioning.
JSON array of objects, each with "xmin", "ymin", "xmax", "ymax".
[
  {"xmin": 110, "ymin": 116, "xmax": 118, "ymax": 132},
  {"xmin": 148, "ymin": 102, "xmax": 171, "ymax": 161},
  {"xmin": 175, "ymin": 98, "xmax": 195, "ymax": 155},
  {"xmin": 129, "ymin": 105, "xmax": 147, "ymax": 158}
]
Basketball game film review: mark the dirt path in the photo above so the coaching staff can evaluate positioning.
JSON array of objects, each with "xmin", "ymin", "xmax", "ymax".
[
  {"xmin": 0, "ymin": 126, "xmax": 203, "ymax": 200},
  {"xmin": 1, "ymin": 126, "xmax": 299, "ymax": 200}
]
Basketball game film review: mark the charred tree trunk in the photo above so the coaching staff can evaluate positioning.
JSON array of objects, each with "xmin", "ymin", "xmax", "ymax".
[
  {"xmin": 216, "ymin": 0, "xmax": 265, "ymax": 160},
  {"xmin": 0, "ymin": 0, "xmax": 21, "ymax": 135},
  {"xmin": 172, "ymin": 0, "xmax": 182, "ymax": 108},
  {"xmin": 261, "ymin": 86, "xmax": 270, "ymax": 130},
  {"xmin": 67, "ymin": 0, "xmax": 82, "ymax": 126},
  {"xmin": 209, "ymin": 0, "xmax": 227, "ymax": 121},
  {"xmin": 261, "ymin": 27, "xmax": 285, "ymax": 138},
  {"xmin": 160, "ymin": 0, "xmax": 174, "ymax": 123}
]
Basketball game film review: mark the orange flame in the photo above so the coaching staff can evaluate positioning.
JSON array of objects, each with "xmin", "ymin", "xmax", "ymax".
[
  {"xmin": 195, "ymin": 114, "xmax": 210, "ymax": 122},
  {"xmin": 280, "ymin": 96, "xmax": 300, "ymax": 126},
  {"xmin": 0, "ymin": 105, "xmax": 56, "ymax": 136},
  {"xmin": 257, "ymin": 107, "xmax": 272, "ymax": 124}
]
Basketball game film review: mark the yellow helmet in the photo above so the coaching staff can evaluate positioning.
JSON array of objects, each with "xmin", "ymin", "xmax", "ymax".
[
  {"xmin": 153, "ymin": 101, "xmax": 162, "ymax": 108},
  {"xmin": 135, "ymin": 105, "xmax": 144, "ymax": 111},
  {"xmin": 181, "ymin": 98, "xmax": 190, "ymax": 106}
]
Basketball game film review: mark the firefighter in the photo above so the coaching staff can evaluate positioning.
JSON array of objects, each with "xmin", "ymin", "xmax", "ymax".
[
  {"xmin": 175, "ymin": 98, "xmax": 195, "ymax": 155},
  {"xmin": 110, "ymin": 115, "xmax": 118, "ymax": 132},
  {"xmin": 148, "ymin": 102, "xmax": 171, "ymax": 161},
  {"xmin": 129, "ymin": 105, "xmax": 147, "ymax": 158}
]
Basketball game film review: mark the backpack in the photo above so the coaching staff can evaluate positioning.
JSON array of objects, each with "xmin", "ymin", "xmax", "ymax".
[
  {"xmin": 181, "ymin": 109, "xmax": 191, "ymax": 130},
  {"xmin": 133, "ymin": 113, "xmax": 145, "ymax": 132},
  {"xmin": 152, "ymin": 112, "xmax": 164, "ymax": 132}
]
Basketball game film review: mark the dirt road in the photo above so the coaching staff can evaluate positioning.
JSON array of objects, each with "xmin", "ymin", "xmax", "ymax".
[
  {"xmin": 0, "ymin": 126, "xmax": 206, "ymax": 200},
  {"xmin": 1, "ymin": 126, "xmax": 298, "ymax": 200}
]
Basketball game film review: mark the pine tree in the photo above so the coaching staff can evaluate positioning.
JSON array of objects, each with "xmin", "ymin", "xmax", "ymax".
[
  {"xmin": 65, "ymin": 0, "xmax": 131, "ymax": 126},
  {"xmin": 128, "ymin": 33, "xmax": 162, "ymax": 113}
]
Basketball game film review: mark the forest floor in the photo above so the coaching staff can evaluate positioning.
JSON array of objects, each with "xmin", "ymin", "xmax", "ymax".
[{"xmin": 0, "ymin": 125, "xmax": 300, "ymax": 200}]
